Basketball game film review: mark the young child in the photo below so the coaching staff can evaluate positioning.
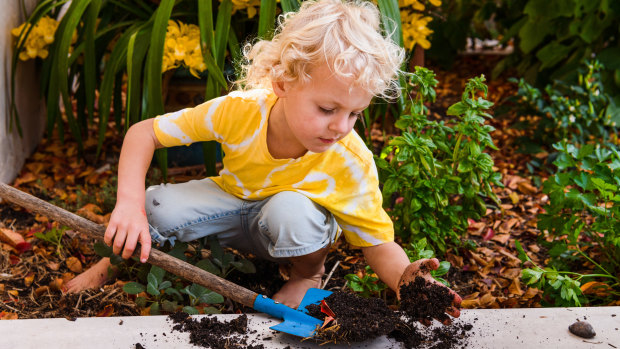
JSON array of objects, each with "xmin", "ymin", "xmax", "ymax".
[{"xmin": 65, "ymin": 0, "xmax": 461, "ymax": 320}]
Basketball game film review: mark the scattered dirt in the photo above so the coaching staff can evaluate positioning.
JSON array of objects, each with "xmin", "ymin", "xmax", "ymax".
[{"xmin": 169, "ymin": 311, "xmax": 265, "ymax": 349}]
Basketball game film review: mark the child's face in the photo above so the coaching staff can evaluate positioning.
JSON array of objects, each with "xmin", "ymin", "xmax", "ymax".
[{"xmin": 272, "ymin": 63, "xmax": 373, "ymax": 154}]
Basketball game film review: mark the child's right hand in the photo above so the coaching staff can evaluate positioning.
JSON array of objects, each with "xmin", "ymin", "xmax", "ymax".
[{"xmin": 103, "ymin": 201, "xmax": 151, "ymax": 263}]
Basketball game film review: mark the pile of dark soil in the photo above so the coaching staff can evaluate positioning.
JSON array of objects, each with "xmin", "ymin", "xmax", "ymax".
[
  {"xmin": 168, "ymin": 311, "xmax": 265, "ymax": 349},
  {"xmin": 304, "ymin": 277, "xmax": 473, "ymax": 348},
  {"xmin": 305, "ymin": 291, "xmax": 400, "ymax": 343}
]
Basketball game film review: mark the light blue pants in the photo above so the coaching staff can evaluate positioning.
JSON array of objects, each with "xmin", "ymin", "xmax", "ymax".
[{"xmin": 145, "ymin": 178, "xmax": 339, "ymax": 261}]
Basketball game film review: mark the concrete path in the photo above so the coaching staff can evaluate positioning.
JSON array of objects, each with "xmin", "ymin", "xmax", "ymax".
[{"xmin": 1, "ymin": 307, "xmax": 618, "ymax": 348}]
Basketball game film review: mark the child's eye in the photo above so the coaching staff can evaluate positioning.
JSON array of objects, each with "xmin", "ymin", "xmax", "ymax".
[
  {"xmin": 351, "ymin": 112, "xmax": 362, "ymax": 119},
  {"xmin": 319, "ymin": 107, "xmax": 334, "ymax": 114}
]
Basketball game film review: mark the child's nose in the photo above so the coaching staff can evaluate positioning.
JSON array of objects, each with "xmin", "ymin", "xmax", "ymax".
[{"xmin": 329, "ymin": 114, "xmax": 350, "ymax": 135}]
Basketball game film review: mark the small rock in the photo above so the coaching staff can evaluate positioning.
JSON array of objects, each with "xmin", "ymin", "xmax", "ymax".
[{"xmin": 569, "ymin": 321, "xmax": 596, "ymax": 338}]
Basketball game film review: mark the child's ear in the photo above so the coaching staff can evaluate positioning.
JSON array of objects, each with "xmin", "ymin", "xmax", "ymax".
[{"xmin": 272, "ymin": 80, "xmax": 286, "ymax": 97}]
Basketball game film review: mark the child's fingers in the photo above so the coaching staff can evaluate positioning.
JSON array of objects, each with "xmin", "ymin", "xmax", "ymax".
[
  {"xmin": 421, "ymin": 258, "xmax": 440, "ymax": 273},
  {"xmin": 139, "ymin": 231, "xmax": 151, "ymax": 263},
  {"xmin": 122, "ymin": 231, "xmax": 139, "ymax": 259},
  {"xmin": 112, "ymin": 229, "xmax": 127, "ymax": 255},
  {"xmin": 446, "ymin": 306, "xmax": 460, "ymax": 318},
  {"xmin": 103, "ymin": 224, "xmax": 117, "ymax": 246}
]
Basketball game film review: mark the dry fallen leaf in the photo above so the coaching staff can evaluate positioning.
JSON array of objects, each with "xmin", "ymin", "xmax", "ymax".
[{"xmin": 66, "ymin": 256, "xmax": 83, "ymax": 273}]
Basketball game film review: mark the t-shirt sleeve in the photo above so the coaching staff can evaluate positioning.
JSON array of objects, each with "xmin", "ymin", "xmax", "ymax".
[
  {"xmin": 152, "ymin": 95, "xmax": 229, "ymax": 147},
  {"xmin": 335, "ymin": 169, "xmax": 394, "ymax": 247}
]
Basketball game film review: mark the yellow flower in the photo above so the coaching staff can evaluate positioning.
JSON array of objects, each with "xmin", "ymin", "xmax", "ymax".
[
  {"xmin": 11, "ymin": 16, "xmax": 59, "ymax": 61},
  {"xmin": 227, "ymin": 0, "xmax": 261, "ymax": 19},
  {"xmin": 162, "ymin": 20, "xmax": 207, "ymax": 77},
  {"xmin": 399, "ymin": 0, "xmax": 425, "ymax": 11},
  {"xmin": 429, "ymin": 0, "xmax": 441, "ymax": 7},
  {"xmin": 401, "ymin": 11, "xmax": 433, "ymax": 50}
]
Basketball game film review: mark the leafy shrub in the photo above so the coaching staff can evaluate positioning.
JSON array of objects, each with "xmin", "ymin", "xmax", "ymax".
[
  {"xmin": 376, "ymin": 67, "xmax": 502, "ymax": 253},
  {"xmin": 493, "ymin": 0, "xmax": 620, "ymax": 91},
  {"xmin": 510, "ymin": 60, "xmax": 619, "ymax": 151},
  {"xmin": 524, "ymin": 140, "xmax": 620, "ymax": 306}
]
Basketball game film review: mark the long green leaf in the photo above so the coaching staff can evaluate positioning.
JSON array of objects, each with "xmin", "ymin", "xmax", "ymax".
[
  {"xmin": 126, "ymin": 24, "xmax": 152, "ymax": 129},
  {"xmin": 280, "ymin": 0, "xmax": 300, "ymax": 14},
  {"xmin": 376, "ymin": 0, "xmax": 405, "ymax": 110},
  {"xmin": 376, "ymin": 0, "xmax": 403, "ymax": 48},
  {"xmin": 258, "ymin": 0, "xmax": 277, "ymax": 39},
  {"xmin": 53, "ymin": 0, "xmax": 93, "ymax": 155},
  {"xmin": 84, "ymin": 0, "xmax": 102, "ymax": 124},
  {"xmin": 198, "ymin": 0, "xmax": 227, "ymax": 89},
  {"xmin": 96, "ymin": 23, "xmax": 142, "ymax": 157},
  {"xmin": 145, "ymin": 0, "xmax": 174, "ymax": 118},
  {"xmin": 144, "ymin": 0, "xmax": 175, "ymax": 179}
]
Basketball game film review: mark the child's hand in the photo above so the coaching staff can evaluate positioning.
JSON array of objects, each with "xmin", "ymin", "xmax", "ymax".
[
  {"xmin": 103, "ymin": 201, "xmax": 151, "ymax": 263},
  {"xmin": 397, "ymin": 258, "xmax": 462, "ymax": 326}
]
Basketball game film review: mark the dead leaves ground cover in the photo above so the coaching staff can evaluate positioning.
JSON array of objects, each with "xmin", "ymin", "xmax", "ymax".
[{"xmin": 2, "ymin": 55, "xmax": 613, "ymax": 321}]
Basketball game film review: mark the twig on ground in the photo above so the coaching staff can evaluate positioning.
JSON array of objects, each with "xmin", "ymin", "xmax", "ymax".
[{"xmin": 321, "ymin": 260, "xmax": 340, "ymax": 289}]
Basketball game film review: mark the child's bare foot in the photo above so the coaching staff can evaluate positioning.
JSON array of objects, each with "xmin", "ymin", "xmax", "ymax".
[
  {"xmin": 63, "ymin": 258, "xmax": 117, "ymax": 293},
  {"xmin": 272, "ymin": 247, "xmax": 329, "ymax": 309},
  {"xmin": 273, "ymin": 270, "xmax": 323, "ymax": 309}
]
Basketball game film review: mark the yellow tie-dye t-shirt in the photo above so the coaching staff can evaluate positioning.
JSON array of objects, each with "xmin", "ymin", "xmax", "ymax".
[{"xmin": 153, "ymin": 89, "xmax": 394, "ymax": 247}]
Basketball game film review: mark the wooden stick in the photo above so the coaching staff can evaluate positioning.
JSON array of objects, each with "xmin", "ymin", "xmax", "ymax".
[{"xmin": 0, "ymin": 182, "xmax": 258, "ymax": 308}]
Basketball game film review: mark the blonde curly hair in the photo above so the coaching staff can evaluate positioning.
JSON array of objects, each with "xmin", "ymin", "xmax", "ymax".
[{"xmin": 236, "ymin": 0, "xmax": 405, "ymax": 100}]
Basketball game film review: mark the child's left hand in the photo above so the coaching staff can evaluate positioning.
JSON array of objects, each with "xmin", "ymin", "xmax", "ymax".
[{"xmin": 397, "ymin": 258, "xmax": 462, "ymax": 325}]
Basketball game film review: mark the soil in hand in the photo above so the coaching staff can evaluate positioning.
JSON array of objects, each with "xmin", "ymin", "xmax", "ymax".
[
  {"xmin": 399, "ymin": 276, "xmax": 455, "ymax": 323},
  {"xmin": 169, "ymin": 311, "xmax": 265, "ymax": 349}
]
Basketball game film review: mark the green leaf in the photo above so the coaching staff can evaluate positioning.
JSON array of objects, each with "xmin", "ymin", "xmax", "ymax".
[
  {"xmin": 258, "ymin": 0, "xmax": 277, "ymax": 39},
  {"xmin": 161, "ymin": 300, "xmax": 177, "ymax": 313},
  {"xmin": 196, "ymin": 258, "xmax": 221, "ymax": 276},
  {"xmin": 518, "ymin": 19, "xmax": 551, "ymax": 54},
  {"xmin": 145, "ymin": 0, "xmax": 174, "ymax": 118},
  {"xmin": 182, "ymin": 306, "xmax": 199, "ymax": 315},
  {"xmin": 150, "ymin": 302, "xmax": 161, "ymax": 315},
  {"xmin": 376, "ymin": 0, "xmax": 403, "ymax": 48},
  {"xmin": 93, "ymin": 242, "xmax": 113, "ymax": 257},
  {"xmin": 447, "ymin": 101, "xmax": 468, "ymax": 116},
  {"xmin": 150, "ymin": 266, "xmax": 166, "ymax": 284},
  {"xmin": 123, "ymin": 282, "xmax": 146, "ymax": 295},
  {"xmin": 230, "ymin": 259, "xmax": 256, "ymax": 274},
  {"xmin": 521, "ymin": 268, "xmax": 543, "ymax": 285},
  {"xmin": 159, "ymin": 281, "xmax": 172, "ymax": 290},
  {"xmin": 433, "ymin": 261, "xmax": 451, "ymax": 277},
  {"xmin": 147, "ymin": 283, "xmax": 160, "ymax": 296},
  {"xmin": 280, "ymin": 0, "xmax": 300, "ymax": 13},
  {"xmin": 199, "ymin": 292, "xmax": 224, "ymax": 304},
  {"xmin": 536, "ymin": 42, "xmax": 573, "ymax": 70}
]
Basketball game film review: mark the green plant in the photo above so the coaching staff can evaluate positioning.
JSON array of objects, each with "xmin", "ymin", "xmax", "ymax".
[
  {"xmin": 34, "ymin": 226, "xmax": 66, "ymax": 256},
  {"xmin": 530, "ymin": 140, "xmax": 620, "ymax": 305},
  {"xmin": 120, "ymin": 237, "xmax": 254, "ymax": 314},
  {"xmin": 492, "ymin": 0, "xmax": 620, "ymax": 93},
  {"xmin": 376, "ymin": 67, "xmax": 502, "ymax": 253},
  {"xmin": 404, "ymin": 238, "xmax": 451, "ymax": 286},
  {"xmin": 194, "ymin": 236, "xmax": 256, "ymax": 278},
  {"xmin": 345, "ymin": 265, "xmax": 388, "ymax": 298},
  {"xmin": 510, "ymin": 60, "xmax": 620, "ymax": 151}
]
